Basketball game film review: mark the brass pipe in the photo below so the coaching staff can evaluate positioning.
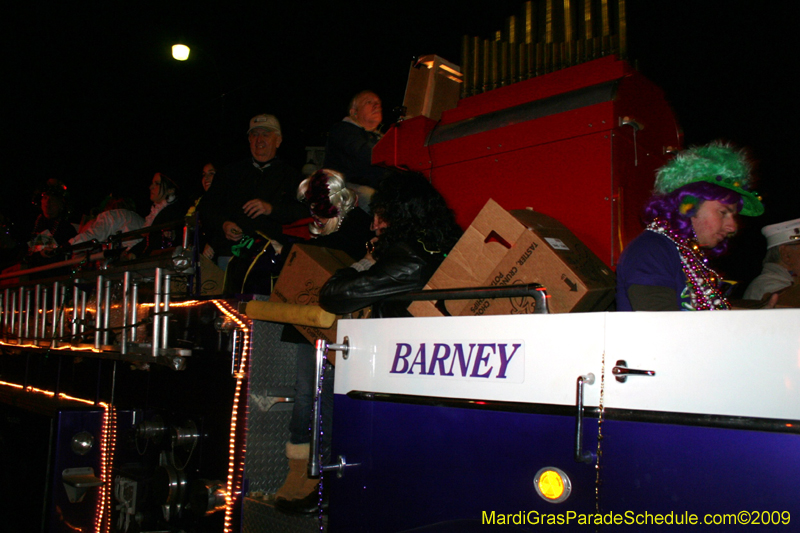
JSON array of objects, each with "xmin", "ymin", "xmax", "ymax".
[
  {"xmin": 524, "ymin": 1, "xmax": 533, "ymax": 44},
  {"xmin": 491, "ymin": 39, "xmax": 499, "ymax": 90},
  {"xmin": 618, "ymin": 0, "xmax": 627, "ymax": 58},
  {"xmin": 500, "ymin": 41, "xmax": 509, "ymax": 86},
  {"xmin": 472, "ymin": 36, "xmax": 481, "ymax": 96},
  {"xmin": 461, "ymin": 35, "xmax": 471, "ymax": 97}
]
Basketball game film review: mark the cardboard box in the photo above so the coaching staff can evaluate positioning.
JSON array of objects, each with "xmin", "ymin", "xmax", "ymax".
[
  {"xmin": 270, "ymin": 244, "xmax": 369, "ymax": 345},
  {"xmin": 409, "ymin": 199, "xmax": 615, "ymax": 317}
]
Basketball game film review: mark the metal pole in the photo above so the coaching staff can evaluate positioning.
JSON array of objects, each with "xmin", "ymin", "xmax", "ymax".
[
  {"xmin": 80, "ymin": 289, "xmax": 87, "ymax": 341},
  {"xmin": 71, "ymin": 279, "xmax": 79, "ymax": 342},
  {"xmin": 152, "ymin": 268, "xmax": 163, "ymax": 358},
  {"xmin": 161, "ymin": 274, "xmax": 171, "ymax": 349},
  {"xmin": 122, "ymin": 272, "xmax": 130, "ymax": 354},
  {"xmin": 2, "ymin": 288, "xmax": 8, "ymax": 341},
  {"xmin": 58, "ymin": 284, "xmax": 66, "ymax": 344},
  {"xmin": 94, "ymin": 275, "xmax": 104, "ymax": 351},
  {"xmin": 33, "ymin": 284, "xmax": 41, "ymax": 340},
  {"xmin": 309, "ymin": 339, "xmax": 327, "ymax": 478},
  {"xmin": 17, "ymin": 286, "xmax": 24, "ymax": 339},
  {"xmin": 23, "ymin": 288, "xmax": 31, "ymax": 340},
  {"xmin": 40, "ymin": 288, "xmax": 48, "ymax": 341},
  {"xmin": 9, "ymin": 289, "xmax": 17, "ymax": 340},
  {"xmin": 51, "ymin": 281, "xmax": 60, "ymax": 349},
  {"xmin": 131, "ymin": 282, "xmax": 139, "ymax": 343},
  {"xmin": 102, "ymin": 279, "xmax": 111, "ymax": 346}
]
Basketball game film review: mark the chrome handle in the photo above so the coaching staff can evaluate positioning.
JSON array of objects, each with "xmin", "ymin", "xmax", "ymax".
[
  {"xmin": 309, "ymin": 337, "xmax": 351, "ymax": 478},
  {"xmin": 321, "ymin": 455, "xmax": 361, "ymax": 478},
  {"xmin": 574, "ymin": 373, "xmax": 595, "ymax": 464},
  {"xmin": 612, "ymin": 360, "xmax": 655, "ymax": 383}
]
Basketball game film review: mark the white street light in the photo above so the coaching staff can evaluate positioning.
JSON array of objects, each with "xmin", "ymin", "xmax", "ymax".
[{"xmin": 172, "ymin": 44, "xmax": 190, "ymax": 61}]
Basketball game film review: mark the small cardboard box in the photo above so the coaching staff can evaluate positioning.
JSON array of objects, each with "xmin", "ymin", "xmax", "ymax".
[
  {"xmin": 409, "ymin": 199, "xmax": 615, "ymax": 316},
  {"xmin": 270, "ymin": 244, "xmax": 368, "ymax": 344}
]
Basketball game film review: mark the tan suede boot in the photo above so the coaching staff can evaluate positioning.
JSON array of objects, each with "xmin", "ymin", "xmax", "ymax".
[{"xmin": 271, "ymin": 443, "xmax": 320, "ymax": 502}]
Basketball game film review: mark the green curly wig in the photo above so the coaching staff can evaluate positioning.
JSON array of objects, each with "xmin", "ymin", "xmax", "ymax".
[{"xmin": 654, "ymin": 141, "xmax": 763, "ymax": 216}]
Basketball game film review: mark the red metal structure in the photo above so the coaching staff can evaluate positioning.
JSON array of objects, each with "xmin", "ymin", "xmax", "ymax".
[{"xmin": 373, "ymin": 56, "xmax": 683, "ymax": 268}]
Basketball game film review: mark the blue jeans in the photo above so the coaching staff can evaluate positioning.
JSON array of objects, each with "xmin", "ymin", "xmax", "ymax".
[{"xmin": 289, "ymin": 342, "xmax": 334, "ymax": 464}]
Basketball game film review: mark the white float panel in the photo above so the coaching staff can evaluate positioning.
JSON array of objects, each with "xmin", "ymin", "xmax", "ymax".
[
  {"xmin": 335, "ymin": 313, "xmax": 605, "ymax": 407},
  {"xmin": 604, "ymin": 308, "xmax": 800, "ymax": 421}
]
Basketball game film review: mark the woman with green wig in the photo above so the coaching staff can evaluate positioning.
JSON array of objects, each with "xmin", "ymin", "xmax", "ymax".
[{"xmin": 616, "ymin": 141, "xmax": 764, "ymax": 311}]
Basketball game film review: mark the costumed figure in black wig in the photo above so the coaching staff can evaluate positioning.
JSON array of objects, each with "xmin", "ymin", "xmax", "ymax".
[{"xmin": 320, "ymin": 168, "xmax": 463, "ymax": 315}]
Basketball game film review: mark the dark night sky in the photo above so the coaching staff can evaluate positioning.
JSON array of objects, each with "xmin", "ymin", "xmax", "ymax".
[{"xmin": 3, "ymin": 0, "xmax": 798, "ymax": 280}]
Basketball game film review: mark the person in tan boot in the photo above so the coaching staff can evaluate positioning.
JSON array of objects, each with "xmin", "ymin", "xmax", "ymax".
[{"xmin": 272, "ymin": 442, "xmax": 320, "ymax": 502}]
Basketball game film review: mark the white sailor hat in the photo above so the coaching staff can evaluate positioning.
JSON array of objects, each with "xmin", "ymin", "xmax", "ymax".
[{"xmin": 762, "ymin": 218, "xmax": 800, "ymax": 249}]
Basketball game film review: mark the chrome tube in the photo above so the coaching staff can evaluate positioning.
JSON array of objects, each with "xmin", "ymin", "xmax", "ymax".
[
  {"xmin": 152, "ymin": 268, "xmax": 163, "ymax": 357},
  {"xmin": 574, "ymin": 373, "xmax": 596, "ymax": 464},
  {"xmin": 58, "ymin": 284, "xmax": 66, "ymax": 343},
  {"xmin": 162, "ymin": 274, "xmax": 171, "ymax": 349},
  {"xmin": 23, "ymin": 288, "xmax": 31, "ymax": 340},
  {"xmin": 17, "ymin": 286, "xmax": 24, "ymax": 339},
  {"xmin": 9, "ymin": 290, "xmax": 16, "ymax": 340},
  {"xmin": 102, "ymin": 279, "xmax": 111, "ymax": 346},
  {"xmin": 94, "ymin": 275, "xmax": 104, "ymax": 351},
  {"xmin": 51, "ymin": 281, "xmax": 60, "ymax": 348},
  {"xmin": 309, "ymin": 338, "xmax": 327, "ymax": 478},
  {"xmin": 33, "ymin": 284, "xmax": 41, "ymax": 340},
  {"xmin": 80, "ymin": 289, "xmax": 87, "ymax": 340},
  {"xmin": 131, "ymin": 282, "xmax": 139, "ymax": 343},
  {"xmin": 40, "ymin": 288, "xmax": 48, "ymax": 341},
  {"xmin": 122, "ymin": 272, "xmax": 130, "ymax": 354},
  {"xmin": 2, "ymin": 288, "xmax": 8, "ymax": 340},
  {"xmin": 71, "ymin": 279, "xmax": 79, "ymax": 342}
]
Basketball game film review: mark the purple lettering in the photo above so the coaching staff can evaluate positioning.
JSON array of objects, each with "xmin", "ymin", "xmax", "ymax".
[
  {"xmin": 408, "ymin": 345, "xmax": 429, "ymax": 375},
  {"xmin": 496, "ymin": 343, "xmax": 521, "ymax": 379},
  {"xmin": 470, "ymin": 343, "xmax": 496, "ymax": 378},
  {"xmin": 390, "ymin": 343, "xmax": 412, "ymax": 373},
  {"xmin": 448, "ymin": 344, "xmax": 476, "ymax": 377},
  {"xmin": 428, "ymin": 344, "xmax": 453, "ymax": 376}
]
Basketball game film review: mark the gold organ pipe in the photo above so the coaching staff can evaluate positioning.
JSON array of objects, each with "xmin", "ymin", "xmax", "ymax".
[{"xmin": 459, "ymin": 0, "xmax": 626, "ymax": 95}]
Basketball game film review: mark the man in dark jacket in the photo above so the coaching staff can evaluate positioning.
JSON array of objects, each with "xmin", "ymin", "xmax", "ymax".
[
  {"xmin": 323, "ymin": 91, "xmax": 384, "ymax": 210},
  {"xmin": 201, "ymin": 114, "xmax": 308, "ymax": 257}
]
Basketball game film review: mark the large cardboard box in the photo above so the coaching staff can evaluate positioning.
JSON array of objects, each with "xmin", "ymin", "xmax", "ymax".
[
  {"xmin": 270, "ymin": 244, "xmax": 368, "ymax": 344},
  {"xmin": 409, "ymin": 199, "xmax": 615, "ymax": 317}
]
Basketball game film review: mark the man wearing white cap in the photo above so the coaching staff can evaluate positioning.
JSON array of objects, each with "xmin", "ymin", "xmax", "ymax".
[
  {"xmin": 743, "ymin": 218, "xmax": 800, "ymax": 300},
  {"xmin": 201, "ymin": 114, "xmax": 307, "ymax": 255}
]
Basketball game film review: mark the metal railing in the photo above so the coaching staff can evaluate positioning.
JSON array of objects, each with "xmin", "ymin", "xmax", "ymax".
[{"xmin": 1, "ymin": 220, "xmax": 198, "ymax": 368}]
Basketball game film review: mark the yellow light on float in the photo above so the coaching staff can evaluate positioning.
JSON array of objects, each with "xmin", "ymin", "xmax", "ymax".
[
  {"xmin": 533, "ymin": 467, "xmax": 572, "ymax": 503},
  {"xmin": 172, "ymin": 44, "xmax": 190, "ymax": 61}
]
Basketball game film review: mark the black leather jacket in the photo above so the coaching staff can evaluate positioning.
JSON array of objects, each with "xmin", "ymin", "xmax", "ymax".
[{"xmin": 319, "ymin": 241, "xmax": 443, "ymax": 316}]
